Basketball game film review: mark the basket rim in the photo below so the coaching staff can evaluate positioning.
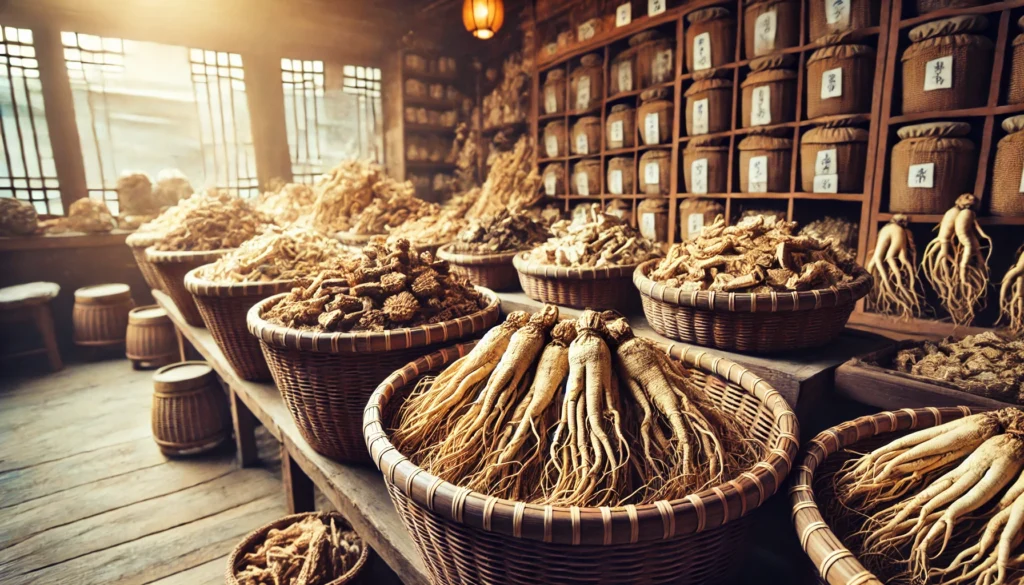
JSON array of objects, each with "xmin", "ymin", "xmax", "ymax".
[
  {"xmin": 363, "ymin": 341, "xmax": 800, "ymax": 545},
  {"xmin": 246, "ymin": 286, "xmax": 501, "ymax": 354},
  {"xmin": 789, "ymin": 406, "xmax": 979, "ymax": 585},
  {"xmin": 183, "ymin": 265, "xmax": 297, "ymax": 298},
  {"xmin": 512, "ymin": 251, "xmax": 641, "ymax": 280},
  {"xmin": 633, "ymin": 259, "xmax": 873, "ymax": 313},
  {"xmin": 224, "ymin": 511, "xmax": 369, "ymax": 585},
  {"xmin": 145, "ymin": 245, "xmax": 233, "ymax": 264},
  {"xmin": 437, "ymin": 244, "xmax": 521, "ymax": 266}
]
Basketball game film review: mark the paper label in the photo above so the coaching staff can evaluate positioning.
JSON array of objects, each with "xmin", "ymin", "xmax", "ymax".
[
  {"xmin": 1020, "ymin": 162, "xmax": 1024, "ymax": 193},
  {"xmin": 544, "ymin": 87, "xmax": 558, "ymax": 114},
  {"xmin": 616, "ymin": 3, "xmax": 632, "ymax": 27},
  {"xmin": 653, "ymin": 49, "xmax": 673, "ymax": 82},
  {"xmin": 641, "ymin": 213, "xmax": 657, "ymax": 239},
  {"xmin": 754, "ymin": 10, "xmax": 777, "ymax": 55},
  {"xmin": 924, "ymin": 56, "xmax": 953, "ymax": 91},
  {"xmin": 813, "ymin": 174, "xmax": 839, "ymax": 193},
  {"xmin": 645, "ymin": 113, "xmax": 660, "ymax": 144},
  {"xmin": 693, "ymin": 32, "xmax": 712, "ymax": 71},
  {"xmin": 610, "ymin": 120, "xmax": 624, "ymax": 146},
  {"xmin": 825, "ymin": 0, "xmax": 851, "ymax": 28},
  {"xmin": 645, "ymin": 161, "xmax": 660, "ymax": 185},
  {"xmin": 908, "ymin": 163, "xmax": 935, "ymax": 189},
  {"xmin": 648, "ymin": 0, "xmax": 666, "ymax": 17},
  {"xmin": 544, "ymin": 173, "xmax": 557, "ymax": 195},
  {"xmin": 821, "ymin": 67, "xmax": 843, "ymax": 99},
  {"xmin": 617, "ymin": 62, "xmax": 633, "ymax": 92},
  {"xmin": 575, "ymin": 133, "xmax": 589, "ymax": 155},
  {"xmin": 748, "ymin": 155, "xmax": 769, "ymax": 192},
  {"xmin": 609, "ymin": 169, "xmax": 623, "ymax": 195},
  {"xmin": 578, "ymin": 21, "xmax": 596, "ymax": 42},
  {"xmin": 691, "ymin": 158, "xmax": 709, "ymax": 194},
  {"xmin": 692, "ymin": 97, "xmax": 709, "ymax": 135},
  {"xmin": 751, "ymin": 86, "xmax": 772, "ymax": 126},
  {"xmin": 815, "ymin": 148, "xmax": 837, "ymax": 176},
  {"xmin": 545, "ymin": 135, "xmax": 559, "ymax": 158},
  {"xmin": 687, "ymin": 213, "xmax": 705, "ymax": 238},
  {"xmin": 577, "ymin": 76, "xmax": 591, "ymax": 110},
  {"xmin": 576, "ymin": 173, "xmax": 590, "ymax": 196}
]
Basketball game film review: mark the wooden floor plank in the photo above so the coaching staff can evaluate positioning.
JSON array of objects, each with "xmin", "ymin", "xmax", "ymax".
[{"xmin": 145, "ymin": 558, "xmax": 225, "ymax": 585}]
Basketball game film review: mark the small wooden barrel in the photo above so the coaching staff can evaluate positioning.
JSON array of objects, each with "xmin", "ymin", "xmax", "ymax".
[
  {"xmin": 126, "ymin": 305, "xmax": 177, "ymax": 369},
  {"xmin": 72, "ymin": 283, "xmax": 134, "ymax": 347},
  {"xmin": 151, "ymin": 361, "xmax": 229, "ymax": 456}
]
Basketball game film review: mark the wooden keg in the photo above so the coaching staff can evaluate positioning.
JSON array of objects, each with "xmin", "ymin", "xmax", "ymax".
[
  {"xmin": 151, "ymin": 361, "xmax": 229, "ymax": 456},
  {"xmin": 126, "ymin": 305, "xmax": 178, "ymax": 369},
  {"xmin": 72, "ymin": 283, "xmax": 134, "ymax": 347}
]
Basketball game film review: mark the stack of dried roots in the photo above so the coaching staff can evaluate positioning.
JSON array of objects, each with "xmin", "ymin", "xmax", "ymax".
[
  {"xmin": 833, "ymin": 408, "xmax": 1024, "ymax": 584},
  {"xmin": 649, "ymin": 214, "xmax": 856, "ymax": 293},
  {"xmin": 263, "ymin": 239, "xmax": 484, "ymax": 332},
  {"xmin": 385, "ymin": 188, "xmax": 480, "ymax": 247},
  {"xmin": 922, "ymin": 194, "xmax": 992, "ymax": 327},
  {"xmin": 799, "ymin": 216, "xmax": 859, "ymax": 263},
  {"xmin": 256, "ymin": 183, "xmax": 316, "ymax": 227},
  {"xmin": 393, "ymin": 308, "xmax": 761, "ymax": 506},
  {"xmin": 234, "ymin": 515, "xmax": 363, "ymax": 585},
  {"xmin": 198, "ymin": 226, "xmax": 361, "ymax": 283},
  {"xmin": 152, "ymin": 191, "xmax": 268, "ymax": 251},
  {"xmin": 308, "ymin": 160, "xmax": 411, "ymax": 234},
  {"xmin": 345, "ymin": 186, "xmax": 436, "ymax": 237},
  {"xmin": 449, "ymin": 209, "xmax": 550, "ymax": 255},
  {"xmin": 887, "ymin": 332, "xmax": 1024, "ymax": 405},
  {"xmin": 525, "ymin": 204, "xmax": 659, "ymax": 268},
  {"xmin": 465, "ymin": 136, "xmax": 543, "ymax": 219}
]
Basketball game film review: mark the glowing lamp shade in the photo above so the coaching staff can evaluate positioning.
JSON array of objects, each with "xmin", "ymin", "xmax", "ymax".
[{"xmin": 463, "ymin": 0, "xmax": 504, "ymax": 39}]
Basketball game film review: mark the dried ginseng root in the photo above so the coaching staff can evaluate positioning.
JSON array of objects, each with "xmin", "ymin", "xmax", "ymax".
[
  {"xmin": 256, "ymin": 183, "xmax": 317, "ymax": 227},
  {"xmin": 308, "ymin": 160, "xmax": 397, "ymax": 233},
  {"xmin": 198, "ymin": 226, "xmax": 361, "ymax": 283},
  {"xmin": 525, "ymin": 204, "xmax": 660, "ymax": 268},
  {"xmin": 866, "ymin": 214, "xmax": 925, "ymax": 319},
  {"xmin": 234, "ymin": 515, "xmax": 363, "ymax": 585},
  {"xmin": 999, "ymin": 246, "xmax": 1024, "ymax": 335},
  {"xmin": 922, "ymin": 194, "xmax": 993, "ymax": 326},
  {"xmin": 151, "ymin": 191, "xmax": 269, "ymax": 252}
]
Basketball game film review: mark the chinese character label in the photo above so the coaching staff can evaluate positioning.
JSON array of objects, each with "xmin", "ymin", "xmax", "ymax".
[
  {"xmin": 645, "ymin": 113, "xmax": 660, "ymax": 144},
  {"xmin": 609, "ymin": 169, "xmax": 623, "ymax": 194},
  {"xmin": 576, "ymin": 172, "xmax": 590, "ymax": 196},
  {"xmin": 749, "ymin": 155, "xmax": 769, "ymax": 192},
  {"xmin": 544, "ymin": 173, "xmax": 557, "ymax": 195},
  {"xmin": 610, "ymin": 120, "xmax": 624, "ymax": 146},
  {"xmin": 575, "ymin": 133, "xmax": 589, "ymax": 155},
  {"xmin": 616, "ymin": 3, "xmax": 632, "ymax": 27},
  {"xmin": 577, "ymin": 76, "xmax": 591, "ymax": 110},
  {"xmin": 693, "ymin": 32, "xmax": 712, "ymax": 71},
  {"xmin": 641, "ymin": 212, "xmax": 657, "ymax": 240},
  {"xmin": 691, "ymin": 158, "xmax": 708, "ymax": 194},
  {"xmin": 578, "ymin": 21, "xmax": 596, "ymax": 42},
  {"xmin": 751, "ymin": 86, "xmax": 772, "ymax": 126},
  {"xmin": 545, "ymin": 135, "xmax": 559, "ymax": 158},
  {"xmin": 693, "ymin": 97, "xmax": 709, "ymax": 135},
  {"xmin": 645, "ymin": 162, "xmax": 660, "ymax": 185},
  {"xmin": 825, "ymin": 0, "xmax": 851, "ymax": 28},
  {"xmin": 908, "ymin": 163, "xmax": 935, "ymax": 189},
  {"xmin": 544, "ymin": 87, "xmax": 558, "ymax": 114},
  {"xmin": 653, "ymin": 49, "xmax": 673, "ymax": 82},
  {"xmin": 1019, "ymin": 161, "xmax": 1024, "ymax": 192},
  {"xmin": 618, "ymin": 62, "xmax": 633, "ymax": 92},
  {"xmin": 924, "ymin": 56, "xmax": 953, "ymax": 91},
  {"xmin": 688, "ymin": 213, "xmax": 705, "ymax": 239},
  {"xmin": 813, "ymin": 174, "xmax": 839, "ymax": 193},
  {"xmin": 815, "ymin": 148, "xmax": 837, "ymax": 176},
  {"xmin": 754, "ymin": 10, "xmax": 777, "ymax": 55},
  {"xmin": 649, "ymin": 0, "xmax": 666, "ymax": 17},
  {"xmin": 821, "ymin": 67, "xmax": 843, "ymax": 100}
]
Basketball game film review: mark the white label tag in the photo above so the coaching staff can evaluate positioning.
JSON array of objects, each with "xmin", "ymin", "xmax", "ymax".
[
  {"xmin": 653, "ymin": 49, "xmax": 673, "ymax": 82},
  {"xmin": 813, "ymin": 174, "xmax": 839, "ymax": 193},
  {"xmin": 641, "ymin": 213, "xmax": 657, "ymax": 239},
  {"xmin": 751, "ymin": 86, "xmax": 772, "ymax": 126},
  {"xmin": 577, "ymin": 76, "xmax": 591, "ymax": 110},
  {"xmin": 648, "ymin": 0, "xmax": 666, "ymax": 17},
  {"xmin": 616, "ymin": 3, "xmax": 632, "ymax": 27},
  {"xmin": 578, "ymin": 21, "xmax": 596, "ymax": 42},
  {"xmin": 610, "ymin": 120, "xmax": 624, "ymax": 146},
  {"xmin": 645, "ymin": 162, "xmax": 660, "ymax": 185},
  {"xmin": 908, "ymin": 163, "xmax": 935, "ymax": 188},
  {"xmin": 749, "ymin": 155, "xmax": 769, "ymax": 192},
  {"xmin": 924, "ymin": 56, "xmax": 953, "ymax": 91},
  {"xmin": 821, "ymin": 67, "xmax": 843, "ymax": 99},
  {"xmin": 618, "ymin": 62, "xmax": 633, "ymax": 92},
  {"xmin": 693, "ymin": 32, "xmax": 712, "ymax": 71},
  {"xmin": 688, "ymin": 213, "xmax": 705, "ymax": 238},
  {"xmin": 609, "ymin": 169, "xmax": 623, "ymax": 195},
  {"xmin": 693, "ymin": 97, "xmax": 709, "ymax": 135},
  {"xmin": 575, "ymin": 133, "xmax": 589, "ymax": 155},
  {"xmin": 1020, "ymin": 162, "xmax": 1024, "ymax": 193},
  {"xmin": 576, "ymin": 172, "xmax": 590, "ymax": 196},
  {"xmin": 545, "ymin": 135, "xmax": 559, "ymax": 158},
  {"xmin": 544, "ymin": 173, "xmax": 557, "ymax": 195},
  {"xmin": 815, "ymin": 148, "xmax": 838, "ymax": 176},
  {"xmin": 691, "ymin": 158, "xmax": 709, "ymax": 194},
  {"xmin": 825, "ymin": 0, "xmax": 851, "ymax": 28},
  {"xmin": 544, "ymin": 87, "xmax": 558, "ymax": 114},
  {"xmin": 754, "ymin": 10, "xmax": 777, "ymax": 55},
  {"xmin": 645, "ymin": 113, "xmax": 660, "ymax": 144}
]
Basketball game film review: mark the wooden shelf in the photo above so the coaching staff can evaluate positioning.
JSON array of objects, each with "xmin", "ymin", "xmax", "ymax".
[
  {"xmin": 404, "ymin": 123, "xmax": 457, "ymax": 134},
  {"xmin": 888, "ymin": 102, "xmax": 1024, "ymax": 125},
  {"xmin": 404, "ymin": 70, "xmax": 458, "ymax": 84}
]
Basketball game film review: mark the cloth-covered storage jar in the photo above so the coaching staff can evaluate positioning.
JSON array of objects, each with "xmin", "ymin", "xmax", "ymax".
[
  {"xmin": 610, "ymin": 47, "xmax": 636, "ymax": 96},
  {"xmin": 606, "ymin": 104, "xmax": 636, "ymax": 149},
  {"xmin": 639, "ymin": 149, "xmax": 671, "ymax": 196},
  {"xmin": 901, "ymin": 15, "xmax": 993, "ymax": 115},
  {"xmin": 572, "ymin": 158, "xmax": 602, "ymax": 196},
  {"xmin": 806, "ymin": 43, "xmax": 875, "ymax": 119},
  {"xmin": 742, "ymin": 54, "xmax": 798, "ymax": 128},
  {"xmin": 542, "ymin": 69, "xmax": 567, "ymax": 115},
  {"xmin": 607, "ymin": 156, "xmax": 635, "ymax": 196},
  {"xmin": 991, "ymin": 115, "xmax": 1024, "ymax": 216},
  {"xmin": 744, "ymin": 0, "xmax": 800, "ymax": 58},
  {"xmin": 543, "ymin": 120, "xmax": 567, "ymax": 158},
  {"xmin": 571, "ymin": 116, "xmax": 602, "ymax": 156},
  {"xmin": 890, "ymin": 121, "xmax": 976, "ymax": 214},
  {"xmin": 637, "ymin": 198, "xmax": 669, "ymax": 243},
  {"xmin": 800, "ymin": 123, "xmax": 869, "ymax": 193},
  {"xmin": 913, "ymin": 0, "xmax": 986, "ymax": 16},
  {"xmin": 685, "ymin": 70, "xmax": 732, "ymax": 136},
  {"xmin": 630, "ymin": 31, "xmax": 674, "ymax": 88},
  {"xmin": 1009, "ymin": 16, "xmax": 1024, "ymax": 105},
  {"xmin": 686, "ymin": 7, "xmax": 736, "ymax": 72},
  {"xmin": 682, "ymin": 136, "xmax": 729, "ymax": 194},
  {"xmin": 638, "ymin": 88, "xmax": 674, "ymax": 145},
  {"xmin": 570, "ymin": 53, "xmax": 603, "ymax": 112},
  {"xmin": 542, "ymin": 162, "xmax": 565, "ymax": 197},
  {"xmin": 605, "ymin": 198, "xmax": 632, "ymax": 223},
  {"xmin": 808, "ymin": 0, "xmax": 877, "ymax": 43},
  {"xmin": 738, "ymin": 132, "xmax": 793, "ymax": 193},
  {"xmin": 679, "ymin": 198, "xmax": 725, "ymax": 240}
]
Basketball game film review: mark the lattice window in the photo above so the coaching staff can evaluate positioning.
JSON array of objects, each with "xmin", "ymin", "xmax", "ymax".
[
  {"xmin": 0, "ymin": 26, "xmax": 61, "ymax": 215},
  {"xmin": 281, "ymin": 60, "xmax": 382, "ymax": 184}
]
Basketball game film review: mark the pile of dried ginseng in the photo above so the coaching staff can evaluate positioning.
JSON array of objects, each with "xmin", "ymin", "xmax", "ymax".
[
  {"xmin": 309, "ymin": 160, "xmax": 413, "ymax": 234},
  {"xmin": 234, "ymin": 515, "xmax": 363, "ymax": 585},
  {"xmin": 649, "ymin": 214, "xmax": 856, "ymax": 293},
  {"xmin": 449, "ymin": 209, "xmax": 550, "ymax": 255},
  {"xmin": 798, "ymin": 216, "xmax": 858, "ymax": 262},
  {"xmin": 263, "ymin": 239, "xmax": 485, "ymax": 332},
  {"xmin": 256, "ymin": 183, "xmax": 316, "ymax": 227},
  {"xmin": 887, "ymin": 332, "xmax": 1024, "ymax": 404},
  {"xmin": 198, "ymin": 226, "xmax": 361, "ymax": 283},
  {"xmin": 524, "ymin": 204, "xmax": 660, "ymax": 268},
  {"xmin": 384, "ymin": 188, "xmax": 480, "ymax": 247},
  {"xmin": 465, "ymin": 135, "xmax": 544, "ymax": 219},
  {"xmin": 345, "ymin": 185, "xmax": 437, "ymax": 237},
  {"xmin": 393, "ymin": 308, "xmax": 762, "ymax": 506},
  {"xmin": 151, "ymin": 191, "xmax": 268, "ymax": 252}
]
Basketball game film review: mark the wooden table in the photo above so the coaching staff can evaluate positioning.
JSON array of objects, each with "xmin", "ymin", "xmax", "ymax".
[{"xmin": 153, "ymin": 290, "xmax": 431, "ymax": 585}]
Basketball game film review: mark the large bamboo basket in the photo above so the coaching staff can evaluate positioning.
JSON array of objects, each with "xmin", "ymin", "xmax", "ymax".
[
  {"xmin": 633, "ymin": 260, "xmax": 873, "ymax": 354},
  {"xmin": 225, "ymin": 511, "xmax": 370, "ymax": 585},
  {"xmin": 247, "ymin": 289, "xmax": 501, "ymax": 463},
  {"xmin": 364, "ymin": 343, "xmax": 800, "ymax": 585},
  {"xmin": 437, "ymin": 245, "xmax": 520, "ymax": 291},
  {"xmin": 126, "ymin": 231, "xmax": 163, "ymax": 291},
  {"xmin": 146, "ymin": 247, "xmax": 232, "ymax": 327},
  {"xmin": 184, "ymin": 268, "xmax": 294, "ymax": 382},
  {"xmin": 513, "ymin": 252, "xmax": 639, "ymax": 311},
  {"xmin": 790, "ymin": 406, "xmax": 978, "ymax": 585}
]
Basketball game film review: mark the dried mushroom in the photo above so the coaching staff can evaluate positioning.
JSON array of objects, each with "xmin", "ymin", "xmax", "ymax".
[
  {"xmin": 150, "ymin": 191, "xmax": 269, "ymax": 251},
  {"xmin": 525, "ymin": 204, "xmax": 660, "ymax": 268},
  {"xmin": 234, "ymin": 515, "xmax": 363, "ymax": 585},
  {"xmin": 256, "ymin": 183, "xmax": 316, "ymax": 227},
  {"xmin": 198, "ymin": 226, "xmax": 361, "ymax": 283},
  {"xmin": 450, "ymin": 209, "xmax": 549, "ymax": 254}
]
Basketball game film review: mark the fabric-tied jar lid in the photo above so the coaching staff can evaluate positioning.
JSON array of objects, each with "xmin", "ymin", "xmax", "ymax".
[
  {"xmin": 1002, "ymin": 114, "xmax": 1024, "ymax": 134},
  {"xmin": 750, "ymin": 53, "xmax": 797, "ymax": 72},
  {"xmin": 685, "ymin": 136, "xmax": 729, "ymax": 150},
  {"xmin": 807, "ymin": 44, "xmax": 875, "ymax": 65},
  {"xmin": 687, "ymin": 6, "xmax": 732, "ymax": 23},
  {"xmin": 738, "ymin": 133, "xmax": 793, "ymax": 150},
  {"xmin": 909, "ymin": 15, "xmax": 989, "ymax": 42},
  {"xmin": 629, "ymin": 31, "xmax": 662, "ymax": 47},
  {"xmin": 575, "ymin": 158, "xmax": 602, "ymax": 170},
  {"xmin": 685, "ymin": 74, "xmax": 733, "ymax": 96},
  {"xmin": 897, "ymin": 121, "xmax": 972, "ymax": 140},
  {"xmin": 641, "ymin": 149, "xmax": 671, "ymax": 160},
  {"xmin": 546, "ymin": 69, "xmax": 565, "ymax": 81},
  {"xmin": 610, "ymin": 104, "xmax": 633, "ymax": 113},
  {"xmin": 579, "ymin": 53, "xmax": 602, "ymax": 67},
  {"xmin": 803, "ymin": 125, "xmax": 870, "ymax": 144},
  {"xmin": 640, "ymin": 87, "xmax": 671, "ymax": 102},
  {"xmin": 574, "ymin": 116, "xmax": 601, "ymax": 127}
]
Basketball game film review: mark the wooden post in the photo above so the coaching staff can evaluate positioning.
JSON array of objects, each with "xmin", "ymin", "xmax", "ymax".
[
  {"xmin": 281, "ymin": 444, "xmax": 316, "ymax": 514},
  {"xmin": 243, "ymin": 53, "xmax": 294, "ymax": 189},
  {"xmin": 230, "ymin": 389, "xmax": 259, "ymax": 468}
]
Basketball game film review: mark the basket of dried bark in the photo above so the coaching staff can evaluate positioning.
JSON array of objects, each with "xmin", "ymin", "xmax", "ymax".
[{"xmin": 438, "ymin": 247, "xmax": 520, "ymax": 292}]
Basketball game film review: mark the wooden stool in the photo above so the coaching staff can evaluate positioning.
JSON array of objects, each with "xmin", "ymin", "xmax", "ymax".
[
  {"xmin": 73, "ymin": 283, "xmax": 134, "ymax": 347},
  {"xmin": 0, "ymin": 282, "xmax": 62, "ymax": 371},
  {"xmin": 151, "ymin": 361, "xmax": 230, "ymax": 456},
  {"xmin": 125, "ymin": 305, "xmax": 177, "ymax": 370}
]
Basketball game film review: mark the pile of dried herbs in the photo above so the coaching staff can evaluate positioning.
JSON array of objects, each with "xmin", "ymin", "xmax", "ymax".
[
  {"xmin": 198, "ymin": 226, "xmax": 360, "ymax": 283},
  {"xmin": 256, "ymin": 183, "xmax": 316, "ymax": 227},
  {"xmin": 151, "ymin": 191, "xmax": 268, "ymax": 251},
  {"xmin": 234, "ymin": 515, "xmax": 362, "ymax": 585},
  {"xmin": 524, "ymin": 204, "xmax": 659, "ymax": 268},
  {"xmin": 449, "ymin": 209, "xmax": 550, "ymax": 255}
]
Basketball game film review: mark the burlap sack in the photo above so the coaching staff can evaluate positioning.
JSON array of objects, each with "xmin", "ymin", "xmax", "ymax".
[
  {"xmin": 744, "ymin": 0, "xmax": 800, "ymax": 58},
  {"xmin": 890, "ymin": 121, "xmax": 976, "ymax": 214},
  {"xmin": 808, "ymin": 0, "xmax": 877, "ymax": 43},
  {"xmin": 901, "ymin": 16, "xmax": 993, "ymax": 115},
  {"xmin": 738, "ymin": 133, "xmax": 793, "ymax": 193},
  {"xmin": 686, "ymin": 7, "xmax": 736, "ymax": 72},
  {"xmin": 684, "ymin": 70, "xmax": 732, "ymax": 136},
  {"xmin": 742, "ymin": 54, "xmax": 798, "ymax": 128},
  {"xmin": 638, "ymin": 88, "xmax": 673, "ymax": 146},
  {"xmin": 990, "ymin": 115, "xmax": 1024, "ymax": 216},
  {"xmin": 682, "ymin": 136, "xmax": 729, "ymax": 194},
  {"xmin": 799, "ymin": 124, "xmax": 869, "ymax": 193},
  {"xmin": 806, "ymin": 44, "xmax": 875, "ymax": 119}
]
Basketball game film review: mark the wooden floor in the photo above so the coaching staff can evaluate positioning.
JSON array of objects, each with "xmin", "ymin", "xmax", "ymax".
[{"xmin": 0, "ymin": 358, "xmax": 287, "ymax": 585}]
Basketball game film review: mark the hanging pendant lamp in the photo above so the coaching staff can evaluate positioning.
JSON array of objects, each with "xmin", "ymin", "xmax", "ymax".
[{"xmin": 463, "ymin": 0, "xmax": 504, "ymax": 39}]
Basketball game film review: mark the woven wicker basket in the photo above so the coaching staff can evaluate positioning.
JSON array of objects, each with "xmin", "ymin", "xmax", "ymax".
[
  {"xmin": 247, "ymin": 289, "xmax": 500, "ymax": 463},
  {"xmin": 436, "ymin": 245, "xmax": 521, "ymax": 292},
  {"xmin": 742, "ymin": 55, "xmax": 797, "ymax": 129},
  {"xmin": 146, "ymin": 247, "xmax": 231, "ymax": 327},
  {"xmin": 184, "ymin": 268, "xmax": 294, "ymax": 381},
  {"xmin": 364, "ymin": 343, "xmax": 800, "ymax": 585},
  {"xmin": 151, "ymin": 361, "xmax": 230, "ymax": 456},
  {"xmin": 335, "ymin": 231, "xmax": 379, "ymax": 249},
  {"xmin": 791, "ymin": 406, "xmax": 978, "ymax": 585},
  {"xmin": 226, "ymin": 512, "xmax": 369, "ymax": 585},
  {"xmin": 513, "ymin": 253, "xmax": 640, "ymax": 311},
  {"xmin": 799, "ymin": 125, "xmax": 869, "ymax": 194},
  {"xmin": 634, "ymin": 260, "xmax": 873, "ymax": 354},
  {"xmin": 686, "ymin": 7, "xmax": 736, "ymax": 72},
  {"xmin": 126, "ymin": 231, "xmax": 163, "ymax": 291}
]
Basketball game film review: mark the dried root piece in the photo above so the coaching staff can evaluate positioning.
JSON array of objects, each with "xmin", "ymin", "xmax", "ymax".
[
  {"xmin": 234, "ymin": 515, "xmax": 363, "ymax": 585},
  {"xmin": 526, "ymin": 205, "xmax": 660, "ymax": 268},
  {"xmin": 998, "ymin": 246, "xmax": 1024, "ymax": 335},
  {"xmin": 866, "ymin": 214, "xmax": 924, "ymax": 319},
  {"xmin": 923, "ymin": 194, "xmax": 992, "ymax": 326},
  {"xmin": 199, "ymin": 226, "xmax": 360, "ymax": 283}
]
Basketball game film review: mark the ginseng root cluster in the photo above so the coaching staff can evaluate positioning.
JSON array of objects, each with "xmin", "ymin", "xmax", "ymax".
[{"xmin": 234, "ymin": 515, "xmax": 362, "ymax": 585}]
